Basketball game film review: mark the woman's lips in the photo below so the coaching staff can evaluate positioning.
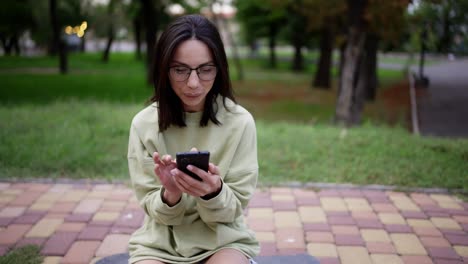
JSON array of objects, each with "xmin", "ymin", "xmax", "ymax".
[{"xmin": 184, "ymin": 93, "xmax": 202, "ymax": 98}]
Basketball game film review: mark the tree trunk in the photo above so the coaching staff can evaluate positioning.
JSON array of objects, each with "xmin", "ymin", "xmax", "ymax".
[
  {"xmin": 211, "ymin": 2, "xmax": 244, "ymax": 80},
  {"xmin": 437, "ymin": 6, "xmax": 451, "ymax": 53},
  {"xmin": 1, "ymin": 37, "xmax": 12, "ymax": 55},
  {"xmin": 50, "ymin": 0, "xmax": 67, "ymax": 74},
  {"xmin": 292, "ymin": 40, "xmax": 303, "ymax": 72},
  {"xmin": 313, "ymin": 26, "xmax": 333, "ymax": 89},
  {"xmin": 102, "ymin": 25, "xmax": 114, "ymax": 62},
  {"xmin": 102, "ymin": 0, "xmax": 114, "ymax": 63},
  {"xmin": 364, "ymin": 34, "xmax": 378, "ymax": 101},
  {"xmin": 141, "ymin": 0, "xmax": 158, "ymax": 85},
  {"xmin": 134, "ymin": 17, "xmax": 142, "ymax": 60},
  {"xmin": 223, "ymin": 19, "xmax": 243, "ymax": 80},
  {"xmin": 268, "ymin": 24, "xmax": 277, "ymax": 69},
  {"xmin": 11, "ymin": 34, "xmax": 20, "ymax": 55},
  {"xmin": 80, "ymin": 36, "xmax": 86, "ymax": 52},
  {"xmin": 337, "ymin": 41, "xmax": 346, "ymax": 95},
  {"xmin": 58, "ymin": 39, "xmax": 68, "ymax": 73},
  {"xmin": 49, "ymin": 0, "xmax": 59, "ymax": 56},
  {"xmin": 334, "ymin": 0, "xmax": 367, "ymax": 126}
]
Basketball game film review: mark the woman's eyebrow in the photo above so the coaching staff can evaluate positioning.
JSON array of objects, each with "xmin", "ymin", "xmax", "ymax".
[{"xmin": 170, "ymin": 61, "xmax": 215, "ymax": 67}]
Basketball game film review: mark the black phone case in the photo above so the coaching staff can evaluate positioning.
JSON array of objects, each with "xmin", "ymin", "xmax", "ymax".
[{"xmin": 176, "ymin": 151, "xmax": 210, "ymax": 181}]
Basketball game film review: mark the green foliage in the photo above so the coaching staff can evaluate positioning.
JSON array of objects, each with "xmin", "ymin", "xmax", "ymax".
[
  {"xmin": 408, "ymin": 0, "xmax": 468, "ymax": 54},
  {"xmin": 0, "ymin": 0, "xmax": 35, "ymax": 36},
  {"xmin": 234, "ymin": 0, "xmax": 287, "ymax": 44},
  {"xmin": 0, "ymin": 245, "xmax": 43, "ymax": 264}
]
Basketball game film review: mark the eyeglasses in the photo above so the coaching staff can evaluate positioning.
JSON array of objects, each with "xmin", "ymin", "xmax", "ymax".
[{"xmin": 169, "ymin": 65, "xmax": 217, "ymax": 82}]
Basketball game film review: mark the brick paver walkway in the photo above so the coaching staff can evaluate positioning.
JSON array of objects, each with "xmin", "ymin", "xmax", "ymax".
[{"xmin": 1, "ymin": 182, "xmax": 468, "ymax": 264}]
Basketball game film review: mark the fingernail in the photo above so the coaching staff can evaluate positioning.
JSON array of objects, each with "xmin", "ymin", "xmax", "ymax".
[
  {"xmin": 187, "ymin": 165, "xmax": 193, "ymax": 170},
  {"xmin": 170, "ymin": 169, "xmax": 177, "ymax": 176}
]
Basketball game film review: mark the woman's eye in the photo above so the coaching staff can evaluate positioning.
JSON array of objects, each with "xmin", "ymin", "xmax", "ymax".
[
  {"xmin": 200, "ymin": 67, "xmax": 214, "ymax": 73},
  {"xmin": 175, "ymin": 68, "xmax": 189, "ymax": 74}
]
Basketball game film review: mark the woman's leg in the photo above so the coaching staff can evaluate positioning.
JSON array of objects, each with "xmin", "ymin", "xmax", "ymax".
[
  {"xmin": 134, "ymin": 260, "xmax": 166, "ymax": 264},
  {"xmin": 204, "ymin": 248, "xmax": 249, "ymax": 264}
]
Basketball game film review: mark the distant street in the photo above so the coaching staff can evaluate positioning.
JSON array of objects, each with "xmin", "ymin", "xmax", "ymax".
[{"xmin": 416, "ymin": 58, "xmax": 468, "ymax": 138}]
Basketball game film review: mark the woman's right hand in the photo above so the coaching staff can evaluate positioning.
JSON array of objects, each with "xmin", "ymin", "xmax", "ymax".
[{"xmin": 153, "ymin": 152, "xmax": 182, "ymax": 205}]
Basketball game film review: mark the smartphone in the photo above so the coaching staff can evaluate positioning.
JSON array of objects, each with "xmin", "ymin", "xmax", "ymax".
[{"xmin": 176, "ymin": 151, "xmax": 210, "ymax": 181}]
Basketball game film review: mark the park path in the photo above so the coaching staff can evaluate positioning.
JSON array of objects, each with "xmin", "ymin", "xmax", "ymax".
[
  {"xmin": 416, "ymin": 58, "xmax": 468, "ymax": 138},
  {"xmin": 0, "ymin": 181, "xmax": 468, "ymax": 264}
]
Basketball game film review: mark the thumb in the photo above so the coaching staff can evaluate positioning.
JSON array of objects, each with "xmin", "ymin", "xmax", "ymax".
[{"xmin": 208, "ymin": 163, "xmax": 220, "ymax": 175}]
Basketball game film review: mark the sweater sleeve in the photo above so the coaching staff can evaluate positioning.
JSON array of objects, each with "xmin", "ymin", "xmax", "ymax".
[
  {"xmin": 196, "ymin": 115, "xmax": 258, "ymax": 223},
  {"xmin": 128, "ymin": 122, "xmax": 187, "ymax": 225}
]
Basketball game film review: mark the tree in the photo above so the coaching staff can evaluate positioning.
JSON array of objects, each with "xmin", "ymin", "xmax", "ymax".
[
  {"xmin": 301, "ymin": 0, "xmax": 346, "ymax": 89},
  {"xmin": 235, "ymin": 0, "xmax": 287, "ymax": 68},
  {"xmin": 50, "ymin": 0, "xmax": 68, "ymax": 74},
  {"xmin": 102, "ymin": 0, "xmax": 117, "ymax": 62},
  {"xmin": 410, "ymin": 0, "xmax": 468, "ymax": 54},
  {"xmin": 0, "ymin": 0, "xmax": 34, "ymax": 55},
  {"xmin": 335, "ymin": 0, "xmax": 410, "ymax": 126},
  {"xmin": 141, "ymin": 0, "xmax": 159, "ymax": 84}
]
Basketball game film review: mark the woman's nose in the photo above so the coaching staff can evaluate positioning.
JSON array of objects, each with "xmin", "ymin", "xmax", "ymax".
[{"xmin": 187, "ymin": 70, "xmax": 200, "ymax": 89}]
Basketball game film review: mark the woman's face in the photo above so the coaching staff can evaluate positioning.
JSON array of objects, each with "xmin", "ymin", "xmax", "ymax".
[{"xmin": 169, "ymin": 39, "xmax": 216, "ymax": 112}]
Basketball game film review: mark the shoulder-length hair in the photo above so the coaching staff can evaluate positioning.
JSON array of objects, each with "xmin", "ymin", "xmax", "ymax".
[{"xmin": 150, "ymin": 14, "xmax": 236, "ymax": 132}]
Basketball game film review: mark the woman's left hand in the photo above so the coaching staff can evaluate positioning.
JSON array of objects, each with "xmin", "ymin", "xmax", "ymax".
[{"xmin": 171, "ymin": 163, "xmax": 222, "ymax": 198}]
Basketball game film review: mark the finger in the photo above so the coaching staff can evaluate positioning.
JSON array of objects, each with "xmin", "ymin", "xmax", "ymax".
[
  {"xmin": 187, "ymin": 165, "xmax": 209, "ymax": 181},
  {"xmin": 153, "ymin": 152, "xmax": 160, "ymax": 163},
  {"xmin": 174, "ymin": 173, "xmax": 204, "ymax": 196},
  {"xmin": 208, "ymin": 163, "xmax": 220, "ymax": 175},
  {"xmin": 173, "ymin": 169, "xmax": 206, "ymax": 195},
  {"xmin": 161, "ymin": 155, "xmax": 173, "ymax": 166},
  {"xmin": 190, "ymin": 147, "xmax": 198, "ymax": 152}
]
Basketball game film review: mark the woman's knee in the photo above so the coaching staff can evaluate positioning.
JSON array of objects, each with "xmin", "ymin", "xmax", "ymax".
[
  {"xmin": 204, "ymin": 248, "xmax": 249, "ymax": 264},
  {"xmin": 134, "ymin": 259, "xmax": 166, "ymax": 264}
]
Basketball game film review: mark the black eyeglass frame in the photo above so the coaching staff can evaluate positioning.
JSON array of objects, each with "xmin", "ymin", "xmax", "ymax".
[{"xmin": 168, "ymin": 64, "xmax": 218, "ymax": 82}]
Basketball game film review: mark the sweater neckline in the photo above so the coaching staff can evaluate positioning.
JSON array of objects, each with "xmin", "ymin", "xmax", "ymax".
[{"xmin": 185, "ymin": 111, "xmax": 203, "ymax": 125}]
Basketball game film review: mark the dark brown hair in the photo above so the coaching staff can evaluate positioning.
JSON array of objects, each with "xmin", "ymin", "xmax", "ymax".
[{"xmin": 150, "ymin": 14, "xmax": 236, "ymax": 131}]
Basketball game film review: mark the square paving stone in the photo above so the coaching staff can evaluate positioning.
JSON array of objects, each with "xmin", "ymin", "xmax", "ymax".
[
  {"xmin": 454, "ymin": 246, "xmax": 468, "ymax": 257},
  {"xmin": 95, "ymin": 234, "xmax": 130, "ymax": 257},
  {"xmin": 366, "ymin": 242, "xmax": 396, "ymax": 254},
  {"xmin": 334, "ymin": 235, "xmax": 365, "ymax": 246},
  {"xmin": 10, "ymin": 213, "xmax": 40, "ymax": 225},
  {"xmin": 259, "ymin": 242, "xmax": 277, "ymax": 256},
  {"xmin": 276, "ymin": 228, "xmax": 306, "ymax": 249},
  {"xmin": 337, "ymin": 246, "xmax": 372, "ymax": 264},
  {"xmin": 41, "ymin": 232, "xmax": 79, "ymax": 256},
  {"xmin": 306, "ymin": 231, "xmax": 334, "ymax": 243},
  {"xmin": 65, "ymin": 213, "xmax": 93, "ymax": 223},
  {"xmin": 14, "ymin": 237, "xmax": 46, "ymax": 249},
  {"xmin": 303, "ymin": 223, "xmax": 331, "ymax": 232},
  {"xmin": 420, "ymin": 236, "xmax": 451, "ymax": 247},
  {"xmin": 445, "ymin": 234, "xmax": 468, "ymax": 246},
  {"xmin": 62, "ymin": 241, "xmax": 101, "ymax": 264},
  {"xmin": 315, "ymin": 257, "xmax": 340, "ymax": 264},
  {"xmin": 390, "ymin": 233, "xmax": 427, "ymax": 255},
  {"xmin": 78, "ymin": 226, "xmax": 111, "ymax": 240},
  {"xmin": 400, "ymin": 255, "xmax": 433, "ymax": 264},
  {"xmin": 427, "ymin": 247, "xmax": 462, "ymax": 260},
  {"xmin": 384, "ymin": 224, "xmax": 413, "ymax": 233},
  {"xmin": 0, "ymin": 224, "xmax": 32, "ymax": 245},
  {"xmin": 306, "ymin": 243, "xmax": 338, "ymax": 257},
  {"xmin": 370, "ymin": 254, "xmax": 404, "ymax": 264}
]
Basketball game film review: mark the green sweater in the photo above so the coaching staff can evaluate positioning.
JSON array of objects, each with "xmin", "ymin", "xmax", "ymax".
[{"xmin": 127, "ymin": 97, "xmax": 260, "ymax": 264}]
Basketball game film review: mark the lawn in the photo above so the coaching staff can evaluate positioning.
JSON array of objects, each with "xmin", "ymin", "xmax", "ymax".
[{"xmin": 1, "ymin": 52, "xmax": 467, "ymax": 191}]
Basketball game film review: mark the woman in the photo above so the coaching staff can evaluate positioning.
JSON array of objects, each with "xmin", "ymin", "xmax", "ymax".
[{"xmin": 127, "ymin": 14, "xmax": 260, "ymax": 264}]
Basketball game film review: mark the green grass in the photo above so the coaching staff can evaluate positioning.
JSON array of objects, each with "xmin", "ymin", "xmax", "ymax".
[
  {"xmin": 1, "ymin": 52, "xmax": 466, "ymax": 191},
  {"xmin": 0, "ymin": 245, "xmax": 43, "ymax": 264},
  {"xmin": 0, "ymin": 100, "xmax": 466, "ymax": 190}
]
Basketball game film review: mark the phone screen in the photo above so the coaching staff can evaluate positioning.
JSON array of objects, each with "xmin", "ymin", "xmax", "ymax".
[{"xmin": 176, "ymin": 151, "xmax": 210, "ymax": 181}]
